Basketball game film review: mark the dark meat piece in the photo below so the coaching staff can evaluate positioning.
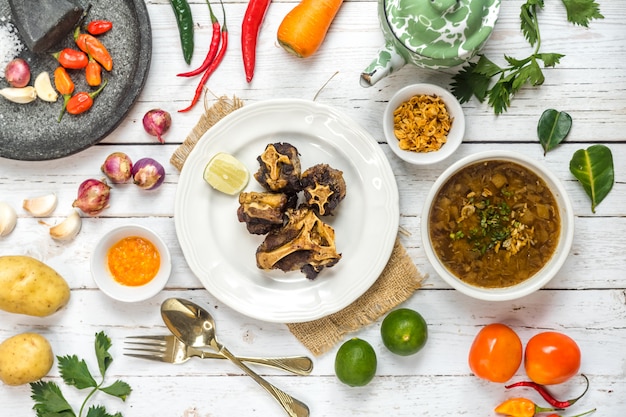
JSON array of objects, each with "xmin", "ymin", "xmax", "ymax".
[
  {"xmin": 256, "ymin": 207, "xmax": 341, "ymax": 280},
  {"xmin": 301, "ymin": 164, "xmax": 346, "ymax": 216},
  {"xmin": 237, "ymin": 191, "xmax": 292, "ymax": 235},
  {"xmin": 254, "ymin": 143, "xmax": 302, "ymax": 194}
]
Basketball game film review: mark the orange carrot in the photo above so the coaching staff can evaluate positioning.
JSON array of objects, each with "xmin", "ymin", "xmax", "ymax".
[{"xmin": 276, "ymin": 0, "xmax": 343, "ymax": 58}]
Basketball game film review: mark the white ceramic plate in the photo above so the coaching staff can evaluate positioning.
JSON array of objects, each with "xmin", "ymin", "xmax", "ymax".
[{"xmin": 175, "ymin": 99, "xmax": 399, "ymax": 323}]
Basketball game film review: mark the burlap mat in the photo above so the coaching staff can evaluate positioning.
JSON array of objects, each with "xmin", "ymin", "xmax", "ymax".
[{"xmin": 170, "ymin": 95, "xmax": 425, "ymax": 357}]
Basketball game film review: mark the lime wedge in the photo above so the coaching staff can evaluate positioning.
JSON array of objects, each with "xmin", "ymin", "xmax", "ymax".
[{"xmin": 203, "ymin": 152, "xmax": 250, "ymax": 195}]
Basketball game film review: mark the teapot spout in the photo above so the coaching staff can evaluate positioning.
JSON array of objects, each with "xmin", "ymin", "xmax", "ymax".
[{"xmin": 360, "ymin": 43, "xmax": 407, "ymax": 87}]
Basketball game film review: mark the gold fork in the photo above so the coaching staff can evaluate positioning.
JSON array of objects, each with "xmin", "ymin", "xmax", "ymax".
[{"xmin": 124, "ymin": 335, "xmax": 313, "ymax": 376}]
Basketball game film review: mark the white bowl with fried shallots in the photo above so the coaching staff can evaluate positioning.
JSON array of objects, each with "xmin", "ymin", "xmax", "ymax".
[{"xmin": 383, "ymin": 83, "xmax": 465, "ymax": 165}]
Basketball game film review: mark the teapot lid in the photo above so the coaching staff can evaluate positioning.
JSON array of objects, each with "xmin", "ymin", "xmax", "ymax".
[{"xmin": 384, "ymin": 0, "xmax": 501, "ymax": 61}]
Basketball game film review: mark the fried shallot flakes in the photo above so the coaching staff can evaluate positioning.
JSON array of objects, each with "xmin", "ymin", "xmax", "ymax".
[{"xmin": 393, "ymin": 94, "xmax": 452, "ymax": 153}]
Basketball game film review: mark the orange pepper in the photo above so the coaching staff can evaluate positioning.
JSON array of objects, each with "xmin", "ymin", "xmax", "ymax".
[
  {"xmin": 53, "ymin": 67, "xmax": 75, "ymax": 122},
  {"xmin": 66, "ymin": 79, "xmax": 108, "ymax": 116},
  {"xmin": 494, "ymin": 398, "xmax": 560, "ymax": 417},
  {"xmin": 86, "ymin": 59, "xmax": 102, "ymax": 87},
  {"xmin": 74, "ymin": 27, "xmax": 113, "ymax": 71}
]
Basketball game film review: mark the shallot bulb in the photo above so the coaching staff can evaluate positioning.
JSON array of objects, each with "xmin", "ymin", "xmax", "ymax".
[
  {"xmin": 142, "ymin": 109, "xmax": 171, "ymax": 143},
  {"xmin": 72, "ymin": 178, "xmax": 111, "ymax": 216},
  {"xmin": 5, "ymin": 58, "xmax": 31, "ymax": 88},
  {"xmin": 132, "ymin": 158, "xmax": 165, "ymax": 190},
  {"xmin": 102, "ymin": 152, "xmax": 133, "ymax": 183}
]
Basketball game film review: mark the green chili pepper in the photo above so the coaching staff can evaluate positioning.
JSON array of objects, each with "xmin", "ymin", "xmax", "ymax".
[{"xmin": 169, "ymin": 0, "xmax": 194, "ymax": 64}]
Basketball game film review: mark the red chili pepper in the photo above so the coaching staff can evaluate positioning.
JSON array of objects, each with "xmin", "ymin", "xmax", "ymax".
[
  {"xmin": 546, "ymin": 409, "xmax": 596, "ymax": 417},
  {"xmin": 86, "ymin": 59, "xmax": 102, "ymax": 87},
  {"xmin": 86, "ymin": 20, "xmax": 113, "ymax": 35},
  {"xmin": 505, "ymin": 374, "xmax": 590, "ymax": 409},
  {"xmin": 74, "ymin": 27, "xmax": 113, "ymax": 71},
  {"xmin": 53, "ymin": 66, "xmax": 75, "ymax": 122},
  {"xmin": 177, "ymin": 0, "xmax": 221, "ymax": 78},
  {"xmin": 52, "ymin": 48, "xmax": 88, "ymax": 69},
  {"xmin": 74, "ymin": 26, "xmax": 89, "ymax": 52},
  {"xmin": 178, "ymin": 2, "xmax": 227, "ymax": 113},
  {"xmin": 67, "ymin": 79, "xmax": 108, "ymax": 115},
  {"xmin": 494, "ymin": 397, "xmax": 562, "ymax": 417},
  {"xmin": 241, "ymin": 0, "xmax": 271, "ymax": 82}
]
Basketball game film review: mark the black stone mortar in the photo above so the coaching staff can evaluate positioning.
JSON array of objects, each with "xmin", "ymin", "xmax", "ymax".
[{"xmin": 0, "ymin": 0, "xmax": 152, "ymax": 161}]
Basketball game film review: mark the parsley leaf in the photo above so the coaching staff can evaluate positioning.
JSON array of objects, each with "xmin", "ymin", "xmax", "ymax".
[
  {"xmin": 59, "ymin": 355, "xmax": 98, "ymax": 389},
  {"xmin": 30, "ymin": 332, "xmax": 131, "ymax": 417},
  {"xmin": 562, "ymin": 0, "xmax": 604, "ymax": 27},
  {"xmin": 451, "ymin": 0, "xmax": 602, "ymax": 114}
]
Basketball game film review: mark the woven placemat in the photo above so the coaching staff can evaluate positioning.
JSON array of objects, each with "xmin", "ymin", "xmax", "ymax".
[{"xmin": 170, "ymin": 95, "xmax": 425, "ymax": 357}]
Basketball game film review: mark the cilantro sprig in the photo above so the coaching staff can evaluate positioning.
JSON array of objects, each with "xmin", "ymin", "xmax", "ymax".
[
  {"xmin": 451, "ymin": 0, "xmax": 603, "ymax": 114},
  {"xmin": 30, "ymin": 332, "xmax": 132, "ymax": 417}
]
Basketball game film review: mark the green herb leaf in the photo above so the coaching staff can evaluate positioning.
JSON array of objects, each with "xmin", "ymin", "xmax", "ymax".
[
  {"xmin": 95, "ymin": 331, "xmax": 113, "ymax": 377},
  {"xmin": 58, "ymin": 355, "xmax": 98, "ymax": 390},
  {"xmin": 520, "ymin": 0, "xmax": 544, "ymax": 45},
  {"xmin": 538, "ymin": 52, "xmax": 565, "ymax": 67},
  {"xmin": 450, "ymin": 61, "xmax": 492, "ymax": 103},
  {"xmin": 569, "ymin": 144, "xmax": 614, "ymax": 213},
  {"xmin": 30, "ymin": 381, "xmax": 75, "ymax": 417},
  {"xmin": 561, "ymin": 0, "xmax": 604, "ymax": 27},
  {"xmin": 488, "ymin": 77, "xmax": 513, "ymax": 114},
  {"xmin": 85, "ymin": 405, "xmax": 122, "ymax": 417},
  {"xmin": 537, "ymin": 109, "xmax": 572, "ymax": 154},
  {"xmin": 100, "ymin": 380, "xmax": 133, "ymax": 401}
]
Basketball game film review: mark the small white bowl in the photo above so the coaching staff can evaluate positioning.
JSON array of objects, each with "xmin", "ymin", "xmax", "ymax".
[
  {"xmin": 421, "ymin": 151, "xmax": 574, "ymax": 301},
  {"xmin": 91, "ymin": 225, "xmax": 172, "ymax": 302},
  {"xmin": 383, "ymin": 83, "xmax": 465, "ymax": 165}
]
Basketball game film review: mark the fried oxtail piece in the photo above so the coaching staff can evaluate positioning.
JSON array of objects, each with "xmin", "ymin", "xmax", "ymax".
[
  {"xmin": 301, "ymin": 164, "xmax": 346, "ymax": 216},
  {"xmin": 256, "ymin": 207, "xmax": 342, "ymax": 280},
  {"xmin": 254, "ymin": 142, "xmax": 302, "ymax": 194},
  {"xmin": 237, "ymin": 191, "xmax": 293, "ymax": 235}
]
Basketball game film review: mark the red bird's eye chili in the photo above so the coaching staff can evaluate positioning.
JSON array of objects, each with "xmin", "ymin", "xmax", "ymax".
[
  {"xmin": 241, "ymin": 0, "xmax": 271, "ymax": 82},
  {"xmin": 67, "ymin": 79, "xmax": 108, "ymax": 115},
  {"xmin": 177, "ymin": 0, "xmax": 221, "ymax": 78},
  {"xmin": 86, "ymin": 59, "xmax": 102, "ymax": 86},
  {"xmin": 545, "ymin": 409, "xmax": 596, "ymax": 417},
  {"xmin": 178, "ymin": 0, "xmax": 228, "ymax": 113},
  {"xmin": 494, "ymin": 397, "xmax": 562, "ymax": 417},
  {"xmin": 86, "ymin": 20, "xmax": 113, "ymax": 35},
  {"xmin": 52, "ymin": 48, "xmax": 88, "ymax": 69},
  {"xmin": 53, "ymin": 66, "xmax": 75, "ymax": 122},
  {"xmin": 505, "ymin": 374, "xmax": 590, "ymax": 409},
  {"xmin": 85, "ymin": 35, "xmax": 113, "ymax": 71}
]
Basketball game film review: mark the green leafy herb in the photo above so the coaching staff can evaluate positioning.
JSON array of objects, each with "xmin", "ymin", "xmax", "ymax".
[
  {"xmin": 451, "ymin": 0, "xmax": 603, "ymax": 114},
  {"xmin": 30, "ymin": 331, "xmax": 132, "ymax": 417},
  {"xmin": 537, "ymin": 109, "xmax": 572, "ymax": 154},
  {"xmin": 569, "ymin": 144, "xmax": 614, "ymax": 213}
]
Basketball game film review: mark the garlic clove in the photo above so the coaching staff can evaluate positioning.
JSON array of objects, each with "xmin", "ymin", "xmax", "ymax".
[
  {"xmin": 23, "ymin": 193, "xmax": 58, "ymax": 217},
  {"xmin": 50, "ymin": 210, "xmax": 82, "ymax": 241},
  {"xmin": 34, "ymin": 71, "xmax": 58, "ymax": 102},
  {"xmin": 0, "ymin": 86, "xmax": 37, "ymax": 104},
  {"xmin": 0, "ymin": 202, "xmax": 17, "ymax": 237}
]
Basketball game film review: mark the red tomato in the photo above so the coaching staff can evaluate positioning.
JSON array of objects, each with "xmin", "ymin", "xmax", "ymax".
[
  {"xmin": 468, "ymin": 323, "xmax": 522, "ymax": 383},
  {"xmin": 524, "ymin": 331, "xmax": 581, "ymax": 385}
]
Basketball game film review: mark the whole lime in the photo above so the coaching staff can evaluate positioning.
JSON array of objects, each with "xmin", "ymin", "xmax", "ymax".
[
  {"xmin": 380, "ymin": 308, "xmax": 428, "ymax": 356},
  {"xmin": 334, "ymin": 338, "xmax": 377, "ymax": 387}
]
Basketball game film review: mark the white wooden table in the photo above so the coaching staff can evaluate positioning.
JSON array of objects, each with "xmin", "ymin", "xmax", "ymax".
[{"xmin": 2, "ymin": 1, "xmax": 625, "ymax": 415}]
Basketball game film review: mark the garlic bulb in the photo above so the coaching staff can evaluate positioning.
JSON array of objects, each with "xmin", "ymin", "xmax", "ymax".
[
  {"xmin": 50, "ymin": 210, "xmax": 82, "ymax": 241},
  {"xmin": 23, "ymin": 193, "xmax": 57, "ymax": 217},
  {"xmin": 0, "ymin": 202, "xmax": 17, "ymax": 237}
]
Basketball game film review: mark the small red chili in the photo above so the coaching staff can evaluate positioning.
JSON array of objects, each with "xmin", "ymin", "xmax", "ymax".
[
  {"xmin": 505, "ymin": 374, "xmax": 590, "ymax": 409},
  {"xmin": 53, "ymin": 66, "xmax": 75, "ymax": 122},
  {"xmin": 241, "ymin": 0, "xmax": 271, "ymax": 82},
  {"xmin": 178, "ymin": 0, "xmax": 228, "ymax": 113},
  {"xmin": 86, "ymin": 19, "xmax": 113, "ymax": 35},
  {"xmin": 52, "ymin": 48, "xmax": 88, "ymax": 69},
  {"xmin": 66, "ymin": 79, "xmax": 108, "ymax": 115},
  {"xmin": 546, "ymin": 409, "xmax": 596, "ymax": 417},
  {"xmin": 177, "ymin": 0, "xmax": 220, "ymax": 78},
  {"xmin": 74, "ymin": 27, "xmax": 113, "ymax": 71},
  {"xmin": 86, "ymin": 59, "xmax": 102, "ymax": 87}
]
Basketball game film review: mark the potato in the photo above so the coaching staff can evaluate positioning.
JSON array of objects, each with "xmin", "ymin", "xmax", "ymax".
[
  {"xmin": 0, "ymin": 333, "xmax": 54, "ymax": 385},
  {"xmin": 0, "ymin": 256, "xmax": 70, "ymax": 317}
]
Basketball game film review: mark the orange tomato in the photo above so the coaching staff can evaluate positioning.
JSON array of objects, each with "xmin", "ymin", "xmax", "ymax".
[
  {"xmin": 468, "ymin": 323, "xmax": 522, "ymax": 383},
  {"xmin": 524, "ymin": 331, "xmax": 581, "ymax": 385}
]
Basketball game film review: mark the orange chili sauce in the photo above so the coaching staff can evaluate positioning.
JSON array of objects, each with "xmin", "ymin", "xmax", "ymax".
[{"xmin": 106, "ymin": 236, "xmax": 160, "ymax": 286}]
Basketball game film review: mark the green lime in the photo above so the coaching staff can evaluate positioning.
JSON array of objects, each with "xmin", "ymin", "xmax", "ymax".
[
  {"xmin": 334, "ymin": 338, "xmax": 377, "ymax": 387},
  {"xmin": 380, "ymin": 308, "xmax": 428, "ymax": 356},
  {"xmin": 203, "ymin": 152, "xmax": 249, "ymax": 195}
]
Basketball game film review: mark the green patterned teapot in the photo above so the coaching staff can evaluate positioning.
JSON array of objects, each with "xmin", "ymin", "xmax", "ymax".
[{"xmin": 361, "ymin": 0, "xmax": 501, "ymax": 87}]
